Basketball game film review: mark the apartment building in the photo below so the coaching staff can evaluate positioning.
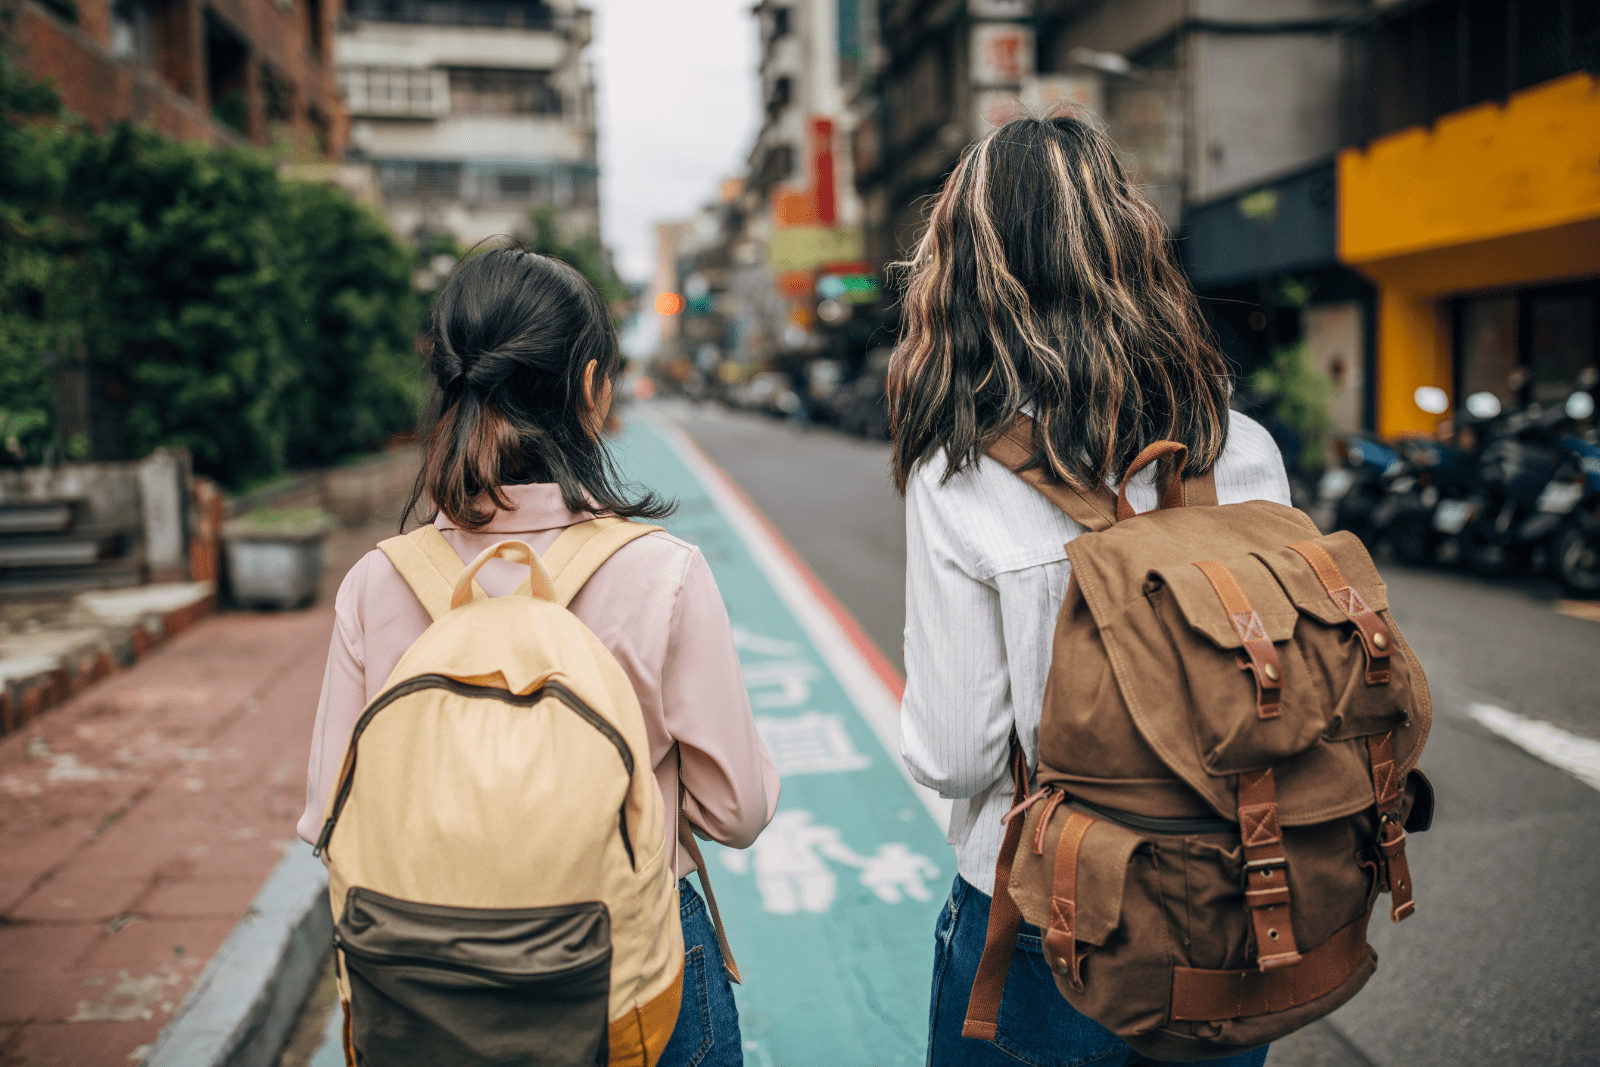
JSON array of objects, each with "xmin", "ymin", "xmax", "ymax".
[
  {"xmin": 13, "ymin": 0, "xmax": 343, "ymax": 154},
  {"xmin": 336, "ymin": 0, "xmax": 598, "ymax": 246}
]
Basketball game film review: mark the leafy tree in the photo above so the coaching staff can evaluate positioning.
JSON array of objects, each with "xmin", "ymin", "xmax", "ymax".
[
  {"xmin": 525, "ymin": 205, "xmax": 627, "ymax": 309},
  {"xmin": 277, "ymin": 180, "xmax": 424, "ymax": 467},
  {"xmin": 0, "ymin": 31, "xmax": 72, "ymax": 464}
]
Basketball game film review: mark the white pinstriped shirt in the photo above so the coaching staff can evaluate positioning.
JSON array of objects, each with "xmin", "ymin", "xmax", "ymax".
[{"xmin": 900, "ymin": 412, "xmax": 1293, "ymax": 895}]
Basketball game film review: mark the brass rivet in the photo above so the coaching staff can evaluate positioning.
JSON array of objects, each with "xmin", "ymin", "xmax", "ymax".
[
  {"xmin": 1263, "ymin": 662, "xmax": 1280, "ymax": 683},
  {"xmin": 1373, "ymin": 631, "xmax": 1389, "ymax": 651},
  {"xmin": 1268, "ymin": 928, "xmax": 1279, "ymax": 940}
]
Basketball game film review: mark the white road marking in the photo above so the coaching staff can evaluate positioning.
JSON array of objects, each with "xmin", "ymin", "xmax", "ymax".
[
  {"xmin": 1466, "ymin": 703, "xmax": 1600, "ymax": 793},
  {"xmin": 647, "ymin": 412, "xmax": 953, "ymax": 832}
]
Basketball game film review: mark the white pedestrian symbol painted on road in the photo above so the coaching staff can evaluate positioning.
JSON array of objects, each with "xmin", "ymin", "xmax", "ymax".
[
  {"xmin": 731, "ymin": 625, "xmax": 803, "ymax": 658},
  {"xmin": 756, "ymin": 712, "xmax": 871, "ymax": 776},
  {"xmin": 741, "ymin": 660, "xmax": 818, "ymax": 708},
  {"xmin": 720, "ymin": 809, "xmax": 940, "ymax": 914}
]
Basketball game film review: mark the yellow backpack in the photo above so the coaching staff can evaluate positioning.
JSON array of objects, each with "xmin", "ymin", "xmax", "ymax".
[{"xmin": 312, "ymin": 517, "xmax": 684, "ymax": 1066}]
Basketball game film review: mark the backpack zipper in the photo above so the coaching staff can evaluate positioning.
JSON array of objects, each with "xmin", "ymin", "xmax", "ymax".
[
  {"xmin": 331, "ymin": 931, "xmax": 609, "ymax": 983},
  {"xmin": 1067, "ymin": 795, "xmax": 1236, "ymax": 836},
  {"xmin": 314, "ymin": 675, "xmax": 635, "ymax": 857}
]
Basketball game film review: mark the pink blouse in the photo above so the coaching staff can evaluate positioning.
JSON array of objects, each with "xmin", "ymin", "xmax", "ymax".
[{"xmin": 297, "ymin": 483, "xmax": 781, "ymax": 877}]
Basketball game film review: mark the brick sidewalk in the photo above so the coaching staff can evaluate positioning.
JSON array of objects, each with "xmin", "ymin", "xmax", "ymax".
[{"xmin": 0, "ymin": 524, "xmax": 385, "ymax": 1067}]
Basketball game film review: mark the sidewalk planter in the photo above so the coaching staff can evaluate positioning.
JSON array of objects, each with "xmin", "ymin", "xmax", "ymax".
[{"xmin": 223, "ymin": 509, "xmax": 337, "ymax": 610}]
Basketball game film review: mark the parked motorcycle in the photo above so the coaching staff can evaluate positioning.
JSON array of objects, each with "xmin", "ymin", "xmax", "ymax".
[
  {"xmin": 1546, "ymin": 392, "xmax": 1600, "ymax": 595},
  {"xmin": 1370, "ymin": 437, "xmax": 1477, "ymax": 565},
  {"xmin": 1315, "ymin": 432, "xmax": 1398, "ymax": 543}
]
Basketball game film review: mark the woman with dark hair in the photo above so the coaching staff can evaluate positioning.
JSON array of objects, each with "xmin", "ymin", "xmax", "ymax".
[
  {"xmin": 893, "ymin": 115, "xmax": 1289, "ymax": 1065},
  {"xmin": 298, "ymin": 246, "xmax": 778, "ymax": 1066}
]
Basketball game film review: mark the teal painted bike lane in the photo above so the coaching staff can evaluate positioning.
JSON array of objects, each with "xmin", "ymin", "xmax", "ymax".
[{"xmin": 615, "ymin": 412, "xmax": 955, "ymax": 1067}]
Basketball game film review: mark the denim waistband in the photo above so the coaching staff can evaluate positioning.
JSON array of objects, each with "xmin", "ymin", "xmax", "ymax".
[{"xmin": 678, "ymin": 876, "xmax": 704, "ymax": 919}]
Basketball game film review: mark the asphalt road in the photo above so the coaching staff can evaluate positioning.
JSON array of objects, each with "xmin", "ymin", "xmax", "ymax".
[{"xmin": 662, "ymin": 400, "xmax": 1600, "ymax": 1067}]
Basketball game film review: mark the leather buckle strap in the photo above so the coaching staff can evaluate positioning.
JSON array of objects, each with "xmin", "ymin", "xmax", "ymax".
[
  {"xmin": 1193, "ymin": 560, "xmax": 1283, "ymax": 720},
  {"xmin": 1237, "ymin": 768, "xmax": 1301, "ymax": 970},
  {"xmin": 1031, "ymin": 789, "xmax": 1068, "ymax": 855},
  {"xmin": 1043, "ymin": 810, "xmax": 1095, "ymax": 991},
  {"xmin": 962, "ymin": 736, "xmax": 1031, "ymax": 1040},
  {"xmin": 677, "ymin": 772, "xmax": 742, "ymax": 984},
  {"xmin": 1366, "ymin": 732, "xmax": 1416, "ymax": 923},
  {"xmin": 1287, "ymin": 540, "xmax": 1392, "ymax": 685},
  {"xmin": 1170, "ymin": 910, "xmax": 1372, "ymax": 1021}
]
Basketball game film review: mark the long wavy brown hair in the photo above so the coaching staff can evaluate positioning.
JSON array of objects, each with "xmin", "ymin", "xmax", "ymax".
[{"xmin": 887, "ymin": 113, "xmax": 1231, "ymax": 494}]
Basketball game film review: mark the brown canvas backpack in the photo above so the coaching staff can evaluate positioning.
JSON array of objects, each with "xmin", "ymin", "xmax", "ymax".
[
  {"xmin": 964, "ymin": 423, "xmax": 1435, "ymax": 1062},
  {"xmin": 312, "ymin": 517, "xmax": 738, "ymax": 1067}
]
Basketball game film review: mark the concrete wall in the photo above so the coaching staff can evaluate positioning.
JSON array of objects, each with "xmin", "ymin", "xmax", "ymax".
[
  {"xmin": 338, "ymin": 22, "xmax": 570, "ymax": 70},
  {"xmin": 1048, "ymin": 0, "xmax": 1359, "ymax": 209},
  {"xmin": 1188, "ymin": 12, "xmax": 1350, "ymax": 201}
]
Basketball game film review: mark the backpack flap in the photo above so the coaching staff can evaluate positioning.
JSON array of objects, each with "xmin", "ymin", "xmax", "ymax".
[
  {"xmin": 1252, "ymin": 535, "xmax": 1426, "ymax": 759},
  {"xmin": 1147, "ymin": 555, "xmax": 1327, "ymax": 774}
]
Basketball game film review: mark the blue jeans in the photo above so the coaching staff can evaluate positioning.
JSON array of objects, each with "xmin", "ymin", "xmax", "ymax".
[
  {"xmin": 928, "ymin": 876, "xmax": 1270, "ymax": 1067},
  {"xmin": 659, "ymin": 877, "xmax": 744, "ymax": 1067}
]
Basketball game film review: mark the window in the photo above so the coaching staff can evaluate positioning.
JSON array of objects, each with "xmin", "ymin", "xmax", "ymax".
[
  {"xmin": 766, "ymin": 75, "xmax": 791, "ymax": 116},
  {"xmin": 770, "ymin": 6, "xmax": 789, "ymax": 41},
  {"xmin": 345, "ymin": 0, "xmax": 555, "ymax": 28},
  {"xmin": 110, "ymin": 0, "xmax": 154, "ymax": 62},
  {"xmin": 260, "ymin": 62, "xmax": 293, "ymax": 123},
  {"xmin": 339, "ymin": 67, "xmax": 446, "ymax": 116},
  {"xmin": 1531, "ymin": 293, "xmax": 1596, "ymax": 403},
  {"xmin": 304, "ymin": 0, "xmax": 324, "ymax": 57},
  {"xmin": 449, "ymin": 68, "xmax": 561, "ymax": 115},
  {"xmin": 377, "ymin": 160, "xmax": 462, "ymax": 200},
  {"xmin": 1456, "ymin": 283, "xmax": 1600, "ymax": 407},
  {"xmin": 205, "ymin": 12, "xmax": 250, "ymax": 134}
]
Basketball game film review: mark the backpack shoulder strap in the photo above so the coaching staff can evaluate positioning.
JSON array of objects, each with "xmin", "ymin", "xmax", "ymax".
[
  {"xmin": 376, "ymin": 526, "xmax": 484, "ymax": 621},
  {"xmin": 987, "ymin": 418, "xmax": 1119, "ymax": 533},
  {"xmin": 515, "ymin": 516, "xmax": 663, "ymax": 607},
  {"xmin": 677, "ymin": 771, "xmax": 743, "ymax": 985}
]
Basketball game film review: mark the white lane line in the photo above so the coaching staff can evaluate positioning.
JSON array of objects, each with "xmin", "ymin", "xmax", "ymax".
[
  {"xmin": 1466, "ymin": 703, "xmax": 1600, "ymax": 793},
  {"xmin": 646, "ymin": 412, "xmax": 953, "ymax": 833}
]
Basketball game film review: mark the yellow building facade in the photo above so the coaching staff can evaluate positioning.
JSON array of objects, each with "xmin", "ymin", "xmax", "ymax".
[{"xmin": 1338, "ymin": 72, "xmax": 1600, "ymax": 437}]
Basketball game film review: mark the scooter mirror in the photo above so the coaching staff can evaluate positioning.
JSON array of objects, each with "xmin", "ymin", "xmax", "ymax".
[
  {"xmin": 1566, "ymin": 391, "xmax": 1595, "ymax": 421},
  {"xmin": 1464, "ymin": 392, "xmax": 1502, "ymax": 419},
  {"xmin": 1414, "ymin": 386, "xmax": 1450, "ymax": 415}
]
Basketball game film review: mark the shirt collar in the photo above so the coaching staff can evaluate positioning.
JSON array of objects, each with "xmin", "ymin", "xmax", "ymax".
[{"xmin": 432, "ymin": 483, "xmax": 604, "ymax": 534}]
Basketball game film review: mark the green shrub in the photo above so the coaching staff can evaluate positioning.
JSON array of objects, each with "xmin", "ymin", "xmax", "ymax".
[
  {"xmin": 1251, "ymin": 341, "xmax": 1335, "ymax": 472},
  {"xmin": 0, "ymin": 48, "xmax": 423, "ymax": 485}
]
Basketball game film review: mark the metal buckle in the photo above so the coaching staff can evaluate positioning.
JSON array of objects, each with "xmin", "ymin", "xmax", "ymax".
[{"xmin": 1240, "ymin": 854, "xmax": 1287, "ymax": 891}]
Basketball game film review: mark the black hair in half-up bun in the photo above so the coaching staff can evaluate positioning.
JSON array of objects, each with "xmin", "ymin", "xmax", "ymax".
[{"xmin": 401, "ymin": 242, "xmax": 673, "ymax": 530}]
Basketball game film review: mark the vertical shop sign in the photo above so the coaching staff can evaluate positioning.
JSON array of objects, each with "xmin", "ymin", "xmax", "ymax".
[
  {"xmin": 970, "ymin": 22, "xmax": 1035, "ymax": 86},
  {"xmin": 810, "ymin": 117, "xmax": 837, "ymax": 226}
]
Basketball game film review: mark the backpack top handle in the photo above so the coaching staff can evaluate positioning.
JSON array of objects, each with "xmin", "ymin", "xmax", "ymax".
[
  {"xmin": 1115, "ymin": 440, "xmax": 1217, "ymax": 521},
  {"xmin": 450, "ymin": 539, "xmax": 557, "ymax": 609}
]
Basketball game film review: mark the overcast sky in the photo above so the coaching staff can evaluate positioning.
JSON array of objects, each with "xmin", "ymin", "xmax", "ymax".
[{"xmin": 588, "ymin": 0, "xmax": 761, "ymax": 283}]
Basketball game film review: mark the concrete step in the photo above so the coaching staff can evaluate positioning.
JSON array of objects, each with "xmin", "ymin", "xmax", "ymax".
[
  {"xmin": 0, "ymin": 580, "xmax": 214, "ymax": 734},
  {"xmin": 0, "ymin": 560, "xmax": 145, "ymax": 597},
  {"xmin": 0, "ymin": 498, "xmax": 81, "ymax": 534},
  {"xmin": 0, "ymin": 529, "xmax": 131, "ymax": 568}
]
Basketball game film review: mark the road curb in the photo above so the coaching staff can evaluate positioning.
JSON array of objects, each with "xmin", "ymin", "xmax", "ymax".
[{"xmin": 142, "ymin": 844, "xmax": 332, "ymax": 1067}]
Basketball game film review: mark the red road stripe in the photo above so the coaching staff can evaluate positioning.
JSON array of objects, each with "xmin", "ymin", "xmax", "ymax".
[{"xmin": 672, "ymin": 431, "xmax": 907, "ymax": 703}]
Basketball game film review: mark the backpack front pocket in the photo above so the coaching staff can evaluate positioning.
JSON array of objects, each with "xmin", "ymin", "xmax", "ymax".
[{"xmin": 337, "ymin": 887, "xmax": 613, "ymax": 1067}]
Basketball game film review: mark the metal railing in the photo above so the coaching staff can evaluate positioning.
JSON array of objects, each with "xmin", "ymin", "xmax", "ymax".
[
  {"xmin": 344, "ymin": 0, "xmax": 566, "ymax": 31},
  {"xmin": 1345, "ymin": 0, "xmax": 1600, "ymax": 143}
]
